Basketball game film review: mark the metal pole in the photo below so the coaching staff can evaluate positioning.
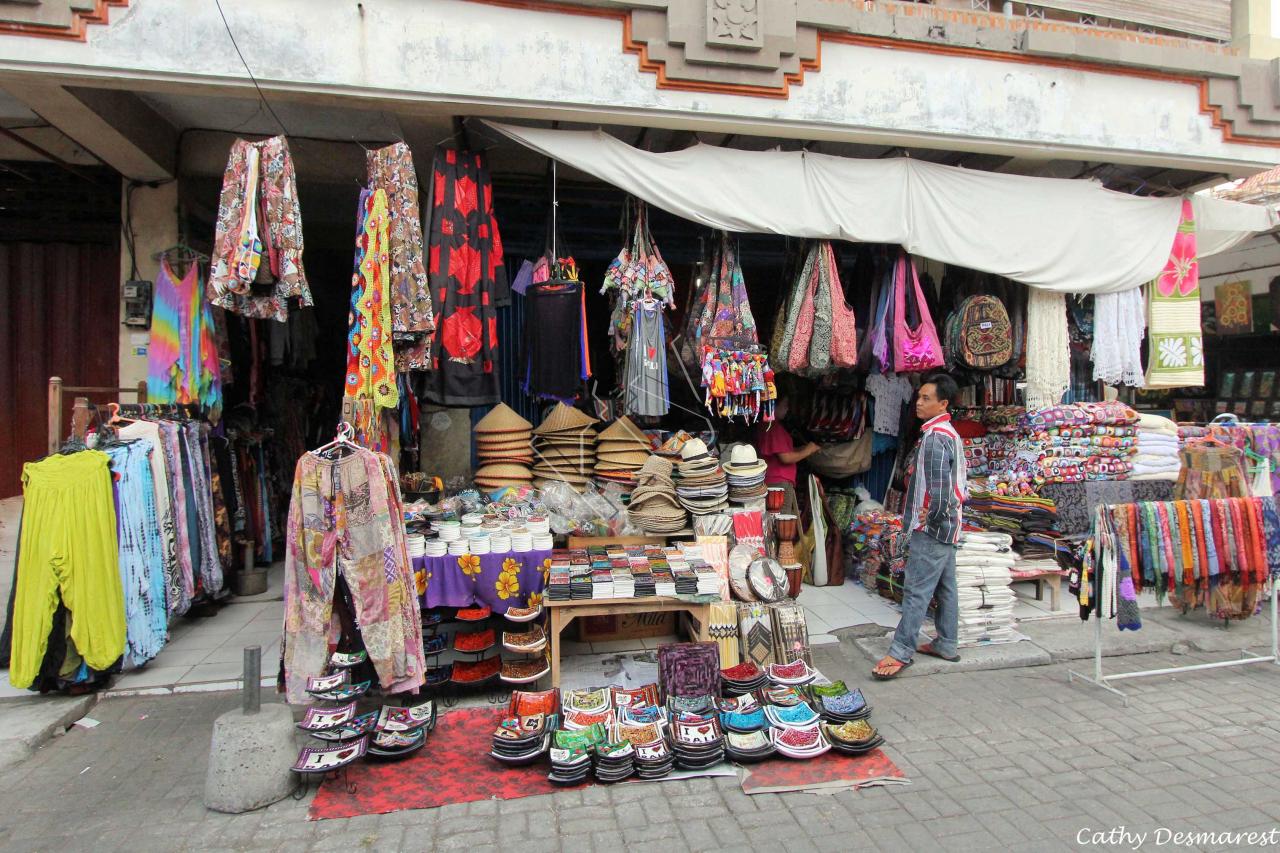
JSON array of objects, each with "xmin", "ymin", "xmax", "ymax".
[
  {"xmin": 242, "ymin": 646, "xmax": 261, "ymax": 714},
  {"xmin": 1272, "ymin": 578, "xmax": 1279, "ymax": 665},
  {"xmin": 1093, "ymin": 610, "xmax": 1103, "ymax": 683}
]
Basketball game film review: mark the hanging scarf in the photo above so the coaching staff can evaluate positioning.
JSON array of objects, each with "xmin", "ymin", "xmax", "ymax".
[
  {"xmin": 1145, "ymin": 198, "xmax": 1203, "ymax": 388},
  {"xmin": 1025, "ymin": 288, "xmax": 1070, "ymax": 410}
]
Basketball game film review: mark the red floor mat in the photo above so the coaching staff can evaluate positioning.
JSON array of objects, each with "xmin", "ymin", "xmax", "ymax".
[
  {"xmin": 309, "ymin": 708, "xmax": 909, "ymax": 819},
  {"xmin": 309, "ymin": 707, "xmax": 557, "ymax": 820},
  {"xmin": 739, "ymin": 747, "xmax": 908, "ymax": 794}
]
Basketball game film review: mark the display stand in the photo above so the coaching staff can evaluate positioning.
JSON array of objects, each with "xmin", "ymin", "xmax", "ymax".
[
  {"xmin": 546, "ymin": 597, "xmax": 711, "ymax": 687},
  {"xmin": 1068, "ymin": 582, "xmax": 1279, "ymax": 706}
]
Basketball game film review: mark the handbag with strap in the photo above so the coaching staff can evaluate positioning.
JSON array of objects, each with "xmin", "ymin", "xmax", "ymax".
[
  {"xmin": 232, "ymin": 146, "xmax": 264, "ymax": 292},
  {"xmin": 892, "ymin": 252, "xmax": 944, "ymax": 373}
]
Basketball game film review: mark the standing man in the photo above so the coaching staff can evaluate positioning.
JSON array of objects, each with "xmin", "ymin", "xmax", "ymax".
[{"xmin": 873, "ymin": 373, "xmax": 967, "ymax": 679}]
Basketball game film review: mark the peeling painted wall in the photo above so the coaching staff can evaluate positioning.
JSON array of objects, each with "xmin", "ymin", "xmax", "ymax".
[{"xmin": 0, "ymin": 0, "xmax": 1273, "ymax": 171}]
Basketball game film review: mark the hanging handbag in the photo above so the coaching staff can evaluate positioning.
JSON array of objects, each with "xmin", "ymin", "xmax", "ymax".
[
  {"xmin": 777, "ymin": 243, "xmax": 815, "ymax": 372},
  {"xmin": 825, "ymin": 243, "xmax": 859, "ymax": 369},
  {"xmin": 788, "ymin": 250, "xmax": 819, "ymax": 373},
  {"xmin": 892, "ymin": 251, "xmax": 944, "ymax": 373},
  {"xmin": 232, "ymin": 146, "xmax": 264, "ymax": 291},
  {"xmin": 807, "ymin": 244, "xmax": 833, "ymax": 372}
]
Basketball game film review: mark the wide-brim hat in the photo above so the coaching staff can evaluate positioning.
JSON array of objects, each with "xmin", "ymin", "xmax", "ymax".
[
  {"xmin": 680, "ymin": 438, "xmax": 711, "ymax": 463},
  {"xmin": 722, "ymin": 445, "xmax": 768, "ymax": 477},
  {"xmin": 598, "ymin": 416, "xmax": 648, "ymax": 445},
  {"xmin": 475, "ymin": 403, "xmax": 533, "ymax": 436},
  {"xmin": 533, "ymin": 403, "xmax": 598, "ymax": 436},
  {"xmin": 638, "ymin": 456, "xmax": 674, "ymax": 478}
]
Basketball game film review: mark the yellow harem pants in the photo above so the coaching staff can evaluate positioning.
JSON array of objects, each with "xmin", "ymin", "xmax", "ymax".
[{"xmin": 10, "ymin": 451, "xmax": 125, "ymax": 689}]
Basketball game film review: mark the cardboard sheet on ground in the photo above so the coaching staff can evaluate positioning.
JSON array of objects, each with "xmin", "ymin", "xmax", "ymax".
[{"xmin": 737, "ymin": 747, "xmax": 909, "ymax": 795}]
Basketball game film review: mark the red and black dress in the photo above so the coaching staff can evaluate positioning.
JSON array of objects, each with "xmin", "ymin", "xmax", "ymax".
[{"xmin": 424, "ymin": 149, "xmax": 509, "ymax": 406}]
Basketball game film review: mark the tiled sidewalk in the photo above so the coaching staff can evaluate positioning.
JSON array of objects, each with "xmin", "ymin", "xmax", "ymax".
[{"xmin": 3, "ymin": 645, "xmax": 1279, "ymax": 852}]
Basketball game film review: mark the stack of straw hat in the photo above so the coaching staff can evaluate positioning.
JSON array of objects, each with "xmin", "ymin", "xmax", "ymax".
[
  {"xmin": 474, "ymin": 403, "xmax": 533, "ymax": 489},
  {"xmin": 594, "ymin": 416, "xmax": 651, "ymax": 489},
  {"xmin": 531, "ymin": 402, "xmax": 598, "ymax": 491},
  {"xmin": 626, "ymin": 456, "xmax": 688, "ymax": 534},
  {"xmin": 723, "ymin": 444, "xmax": 769, "ymax": 503},
  {"xmin": 674, "ymin": 439, "xmax": 729, "ymax": 516}
]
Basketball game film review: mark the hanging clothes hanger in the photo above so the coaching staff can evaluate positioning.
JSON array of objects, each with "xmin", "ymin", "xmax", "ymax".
[{"xmin": 313, "ymin": 421, "xmax": 359, "ymax": 459}]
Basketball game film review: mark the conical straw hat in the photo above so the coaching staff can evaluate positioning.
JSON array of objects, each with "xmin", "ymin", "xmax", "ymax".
[
  {"xmin": 533, "ymin": 402, "xmax": 598, "ymax": 436},
  {"xmin": 476, "ymin": 462, "xmax": 533, "ymax": 480},
  {"xmin": 477, "ymin": 431, "xmax": 533, "ymax": 446},
  {"xmin": 598, "ymin": 416, "xmax": 648, "ymax": 445},
  {"xmin": 475, "ymin": 403, "xmax": 533, "ymax": 435}
]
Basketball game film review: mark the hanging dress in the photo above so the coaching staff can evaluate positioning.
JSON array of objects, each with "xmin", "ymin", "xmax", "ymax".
[
  {"xmin": 523, "ymin": 278, "xmax": 584, "ymax": 402},
  {"xmin": 425, "ymin": 149, "xmax": 508, "ymax": 406},
  {"xmin": 624, "ymin": 300, "xmax": 670, "ymax": 417}
]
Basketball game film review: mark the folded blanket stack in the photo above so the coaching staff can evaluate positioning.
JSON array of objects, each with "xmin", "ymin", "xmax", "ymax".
[
  {"xmin": 1131, "ymin": 412, "xmax": 1181, "ymax": 482},
  {"xmin": 955, "ymin": 531, "xmax": 1017, "ymax": 646},
  {"xmin": 1011, "ymin": 401, "xmax": 1140, "ymax": 485}
]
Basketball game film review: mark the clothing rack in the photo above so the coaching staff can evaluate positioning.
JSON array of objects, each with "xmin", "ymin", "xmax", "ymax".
[
  {"xmin": 1068, "ymin": 585, "xmax": 1278, "ymax": 706},
  {"xmin": 1068, "ymin": 493, "xmax": 1279, "ymax": 704},
  {"xmin": 47, "ymin": 376, "xmax": 148, "ymax": 456}
]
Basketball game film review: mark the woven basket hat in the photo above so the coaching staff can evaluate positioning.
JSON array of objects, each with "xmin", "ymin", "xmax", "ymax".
[
  {"xmin": 475, "ymin": 403, "xmax": 533, "ymax": 435},
  {"xmin": 533, "ymin": 402, "xmax": 598, "ymax": 436}
]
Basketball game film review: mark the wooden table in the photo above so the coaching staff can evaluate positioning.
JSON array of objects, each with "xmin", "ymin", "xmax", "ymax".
[
  {"xmin": 545, "ymin": 597, "xmax": 712, "ymax": 688},
  {"xmin": 1011, "ymin": 569, "xmax": 1064, "ymax": 611}
]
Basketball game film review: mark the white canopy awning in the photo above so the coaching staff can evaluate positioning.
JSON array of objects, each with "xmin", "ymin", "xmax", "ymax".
[{"xmin": 487, "ymin": 121, "xmax": 1276, "ymax": 294}]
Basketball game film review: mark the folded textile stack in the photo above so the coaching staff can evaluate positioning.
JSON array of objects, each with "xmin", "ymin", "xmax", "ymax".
[
  {"xmin": 955, "ymin": 531, "xmax": 1017, "ymax": 646},
  {"xmin": 952, "ymin": 418, "xmax": 990, "ymax": 478},
  {"xmin": 1011, "ymin": 401, "xmax": 1140, "ymax": 485},
  {"xmin": 1131, "ymin": 412, "xmax": 1181, "ymax": 482},
  {"xmin": 594, "ymin": 416, "xmax": 651, "ymax": 489},
  {"xmin": 627, "ymin": 456, "xmax": 688, "ymax": 534},
  {"xmin": 674, "ymin": 439, "xmax": 729, "ymax": 516},
  {"xmin": 964, "ymin": 491, "xmax": 1057, "ymax": 552},
  {"xmin": 474, "ymin": 403, "xmax": 534, "ymax": 489},
  {"xmin": 532, "ymin": 402, "xmax": 598, "ymax": 491}
]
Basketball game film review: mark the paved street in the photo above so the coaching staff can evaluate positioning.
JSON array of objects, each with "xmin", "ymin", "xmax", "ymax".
[{"xmin": 0, "ymin": 644, "xmax": 1277, "ymax": 853}]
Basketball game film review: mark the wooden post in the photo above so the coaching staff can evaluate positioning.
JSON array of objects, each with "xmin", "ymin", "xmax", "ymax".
[{"xmin": 47, "ymin": 376, "xmax": 63, "ymax": 456}]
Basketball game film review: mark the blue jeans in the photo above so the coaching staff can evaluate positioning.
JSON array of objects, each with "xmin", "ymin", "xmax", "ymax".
[{"xmin": 888, "ymin": 530, "xmax": 959, "ymax": 663}]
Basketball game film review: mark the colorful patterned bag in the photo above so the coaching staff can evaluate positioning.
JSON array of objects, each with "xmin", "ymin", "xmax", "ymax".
[
  {"xmin": 892, "ymin": 252, "xmax": 944, "ymax": 373},
  {"xmin": 955, "ymin": 294, "xmax": 1013, "ymax": 369}
]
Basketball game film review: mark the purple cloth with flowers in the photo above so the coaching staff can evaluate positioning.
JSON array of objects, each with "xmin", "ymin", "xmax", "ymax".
[{"xmin": 418, "ymin": 549, "xmax": 550, "ymax": 613}]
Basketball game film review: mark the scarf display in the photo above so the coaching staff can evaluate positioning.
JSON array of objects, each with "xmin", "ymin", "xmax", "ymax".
[
  {"xmin": 208, "ymin": 135, "xmax": 311, "ymax": 322},
  {"xmin": 1089, "ymin": 496, "xmax": 1275, "ymax": 622},
  {"xmin": 424, "ymin": 149, "xmax": 509, "ymax": 407},
  {"xmin": 1024, "ymin": 288, "xmax": 1069, "ymax": 410},
  {"xmin": 1091, "ymin": 287, "xmax": 1146, "ymax": 387},
  {"xmin": 1145, "ymin": 198, "xmax": 1203, "ymax": 388}
]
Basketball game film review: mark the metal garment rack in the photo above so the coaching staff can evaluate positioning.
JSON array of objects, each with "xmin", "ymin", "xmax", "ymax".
[
  {"xmin": 47, "ymin": 375, "xmax": 148, "ymax": 455},
  {"xmin": 1068, "ymin": 580, "xmax": 1279, "ymax": 706}
]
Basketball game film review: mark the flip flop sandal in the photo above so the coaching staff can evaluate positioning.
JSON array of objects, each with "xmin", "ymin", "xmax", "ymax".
[
  {"xmin": 917, "ymin": 643, "xmax": 960, "ymax": 662},
  {"xmin": 871, "ymin": 658, "xmax": 913, "ymax": 681}
]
